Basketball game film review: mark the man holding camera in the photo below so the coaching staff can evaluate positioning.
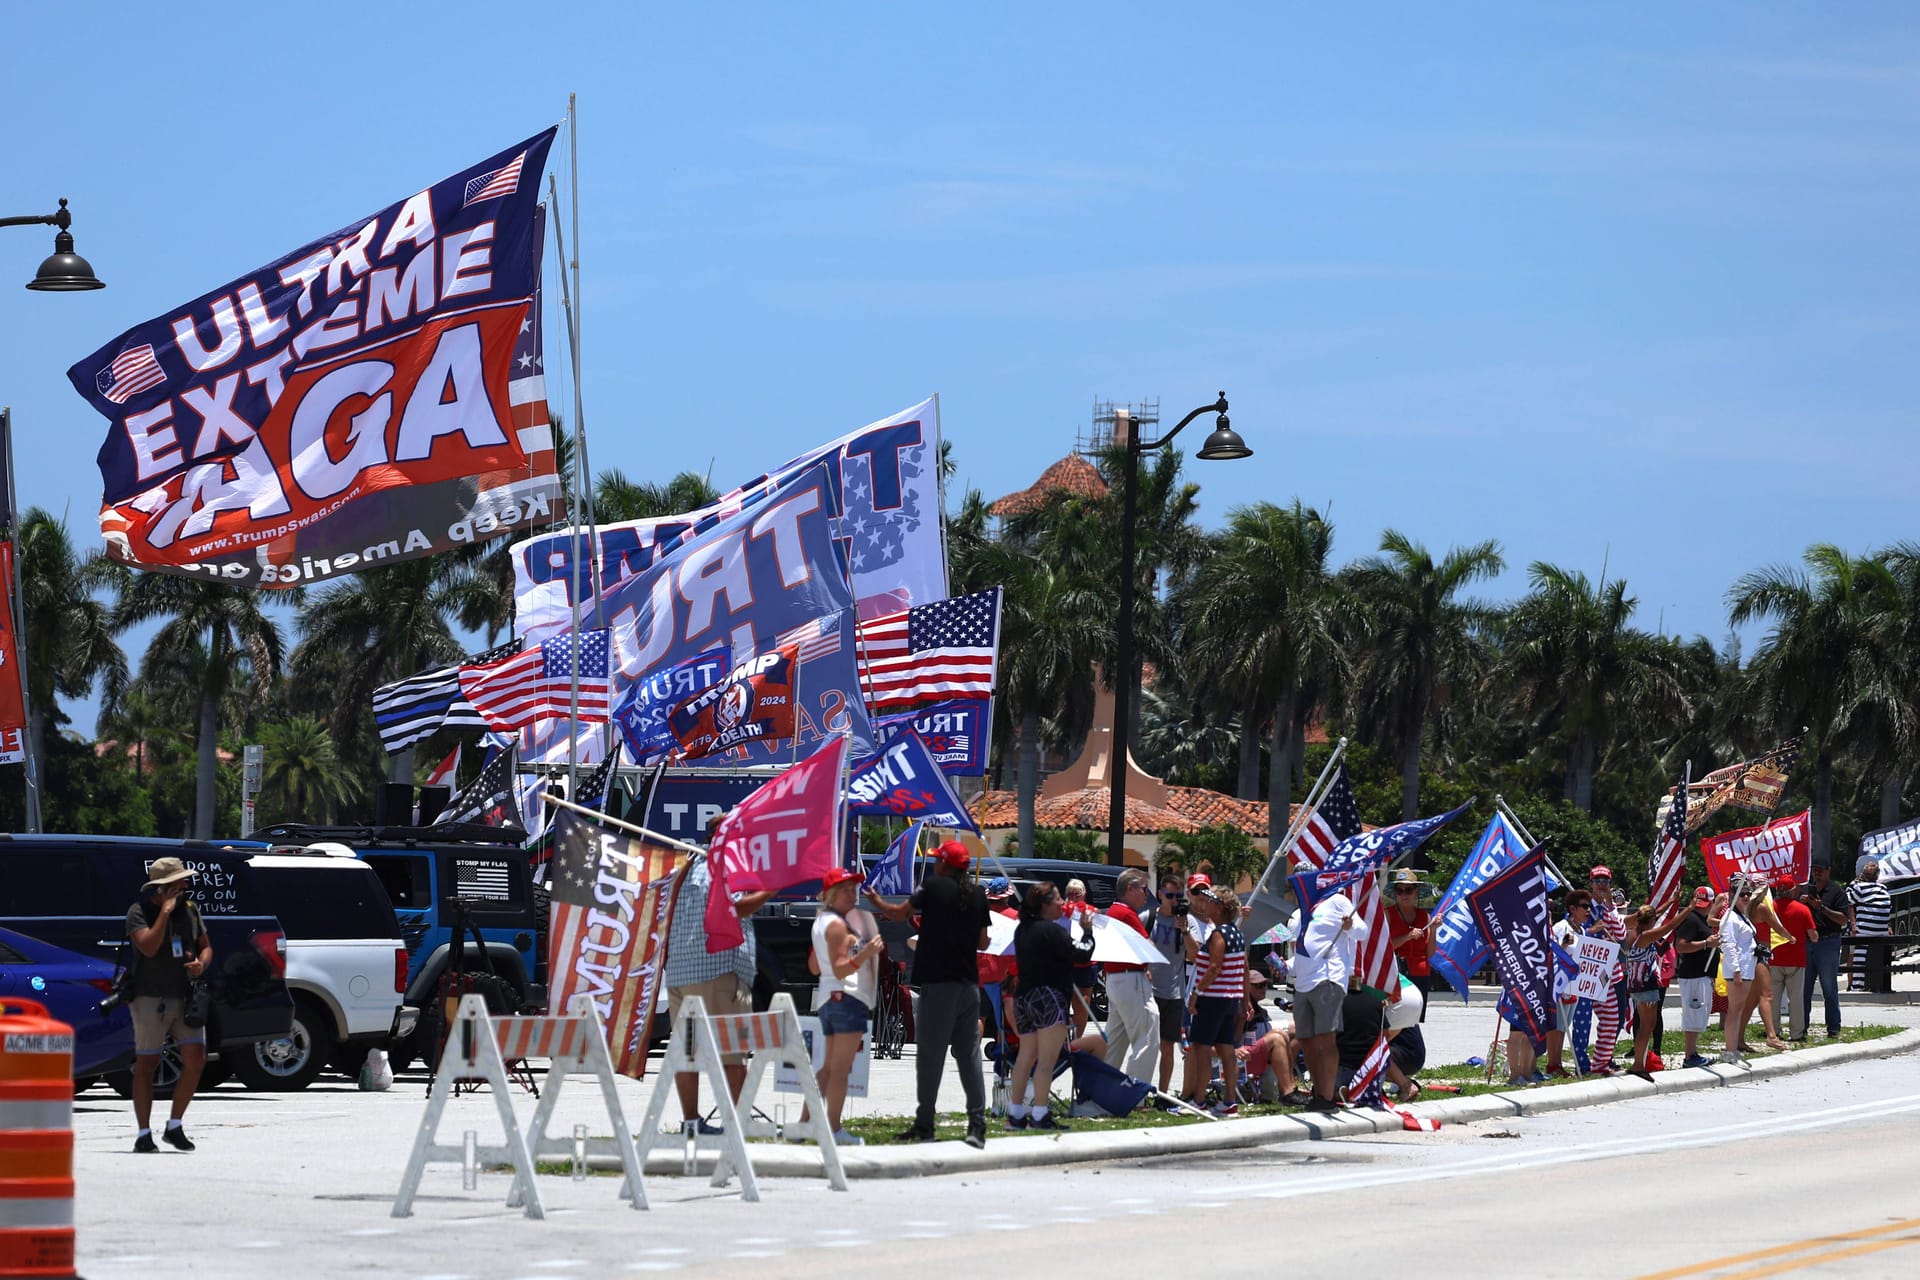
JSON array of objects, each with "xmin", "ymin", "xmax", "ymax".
[{"xmin": 126, "ymin": 857, "xmax": 213, "ymax": 1152}]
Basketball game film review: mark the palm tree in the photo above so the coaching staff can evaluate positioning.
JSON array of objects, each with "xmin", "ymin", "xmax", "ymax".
[
  {"xmin": 258, "ymin": 717, "xmax": 360, "ymax": 824},
  {"xmin": 1345, "ymin": 531, "xmax": 1505, "ymax": 819},
  {"xmin": 1498, "ymin": 563, "xmax": 1688, "ymax": 814},
  {"xmin": 95, "ymin": 685, "xmax": 178, "ymax": 780},
  {"xmin": 1728, "ymin": 545, "xmax": 1908, "ymax": 860},
  {"xmin": 1184, "ymin": 501, "xmax": 1345, "ymax": 847},
  {"xmin": 293, "ymin": 557, "xmax": 500, "ymax": 782},
  {"xmin": 594, "ymin": 468, "xmax": 719, "ymax": 523},
  {"xmin": 113, "ymin": 577, "xmax": 282, "ymax": 839},
  {"xmin": 990, "ymin": 545, "xmax": 1106, "ymax": 860},
  {"xmin": 14, "ymin": 510, "xmax": 126, "ymax": 810}
]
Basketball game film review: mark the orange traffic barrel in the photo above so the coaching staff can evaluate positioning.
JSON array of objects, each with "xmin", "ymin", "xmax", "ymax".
[{"xmin": 0, "ymin": 999, "xmax": 75, "ymax": 1279}]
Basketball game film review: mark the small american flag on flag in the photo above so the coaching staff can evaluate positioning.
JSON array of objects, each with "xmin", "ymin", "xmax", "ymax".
[
  {"xmin": 463, "ymin": 150, "xmax": 527, "ymax": 207},
  {"xmin": 1288, "ymin": 766, "xmax": 1362, "ymax": 869},
  {"xmin": 455, "ymin": 859, "xmax": 513, "ymax": 901},
  {"xmin": 857, "ymin": 588, "xmax": 1000, "ymax": 715},
  {"xmin": 1648, "ymin": 766, "xmax": 1689, "ymax": 922},
  {"xmin": 775, "ymin": 611, "xmax": 844, "ymax": 664},
  {"xmin": 95, "ymin": 343, "xmax": 166, "ymax": 404},
  {"xmin": 459, "ymin": 628, "xmax": 612, "ymax": 733}
]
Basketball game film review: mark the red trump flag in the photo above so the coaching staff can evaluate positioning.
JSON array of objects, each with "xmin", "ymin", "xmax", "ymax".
[{"xmin": 703, "ymin": 735, "xmax": 848, "ymax": 952}]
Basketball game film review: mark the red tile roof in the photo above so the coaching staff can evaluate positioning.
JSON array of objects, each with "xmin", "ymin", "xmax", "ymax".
[
  {"xmin": 972, "ymin": 785, "xmax": 1199, "ymax": 836},
  {"xmin": 988, "ymin": 453, "xmax": 1109, "ymax": 517}
]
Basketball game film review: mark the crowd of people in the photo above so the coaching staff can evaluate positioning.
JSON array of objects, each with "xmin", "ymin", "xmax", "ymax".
[{"xmin": 664, "ymin": 836, "xmax": 1896, "ymax": 1143}]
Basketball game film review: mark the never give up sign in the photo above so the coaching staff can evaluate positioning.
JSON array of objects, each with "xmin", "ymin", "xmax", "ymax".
[{"xmin": 68, "ymin": 130, "xmax": 559, "ymax": 588}]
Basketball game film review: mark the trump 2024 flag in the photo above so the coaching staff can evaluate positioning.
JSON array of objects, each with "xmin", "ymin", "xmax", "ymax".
[
  {"xmin": 845, "ymin": 726, "xmax": 979, "ymax": 832},
  {"xmin": 70, "ymin": 130, "xmax": 559, "ymax": 587},
  {"xmin": 704, "ymin": 735, "xmax": 848, "ymax": 952}
]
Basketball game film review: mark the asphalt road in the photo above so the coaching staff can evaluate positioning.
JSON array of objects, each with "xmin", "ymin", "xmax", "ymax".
[{"xmin": 70, "ymin": 1048, "xmax": 1920, "ymax": 1279}]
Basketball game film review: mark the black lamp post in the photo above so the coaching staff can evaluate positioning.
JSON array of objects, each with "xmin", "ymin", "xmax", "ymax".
[
  {"xmin": 1107, "ymin": 392, "xmax": 1251, "ymax": 866},
  {"xmin": 1, "ymin": 199, "xmax": 105, "ymax": 291}
]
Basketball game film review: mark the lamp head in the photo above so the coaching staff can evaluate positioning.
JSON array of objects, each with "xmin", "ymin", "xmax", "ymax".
[
  {"xmin": 26, "ymin": 201, "xmax": 103, "ymax": 291},
  {"xmin": 1196, "ymin": 410, "xmax": 1251, "ymax": 460}
]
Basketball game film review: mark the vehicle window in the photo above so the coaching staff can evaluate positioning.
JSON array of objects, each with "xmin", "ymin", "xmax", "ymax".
[
  {"xmin": 0, "ymin": 853, "xmax": 113, "ymax": 917},
  {"xmin": 167, "ymin": 856, "xmax": 257, "ymax": 915},
  {"xmin": 0, "ymin": 940, "xmax": 27, "ymax": 964},
  {"xmin": 250, "ymin": 866, "xmax": 400, "ymax": 940},
  {"xmin": 368, "ymin": 855, "xmax": 433, "ymax": 910}
]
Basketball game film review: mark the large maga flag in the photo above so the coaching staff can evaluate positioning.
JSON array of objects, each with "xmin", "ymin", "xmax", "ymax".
[{"xmin": 69, "ymin": 130, "xmax": 560, "ymax": 587}]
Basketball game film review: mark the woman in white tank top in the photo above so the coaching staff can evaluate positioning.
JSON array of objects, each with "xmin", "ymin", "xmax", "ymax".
[{"xmin": 808, "ymin": 867, "xmax": 880, "ymax": 1143}]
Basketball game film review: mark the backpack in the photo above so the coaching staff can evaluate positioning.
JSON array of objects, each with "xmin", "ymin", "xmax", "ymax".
[{"xmin": 1657, "ymin": 938, "xmax": 1678, "ymax": 987}]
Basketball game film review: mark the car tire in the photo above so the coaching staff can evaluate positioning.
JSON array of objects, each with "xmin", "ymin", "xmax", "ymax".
[
  {"xmin": 104, "ymin": 1040, "xmax": 186, "ymax": 1099},
  {"xmin": 229, "ymin": 997, "xmax": 331, "ymax": 1092}
]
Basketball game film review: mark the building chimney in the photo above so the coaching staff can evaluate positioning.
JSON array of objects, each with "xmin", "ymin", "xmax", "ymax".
[{"xmin": 1111, "ymin": 406, "xmax": 1132, "ymax": 447}]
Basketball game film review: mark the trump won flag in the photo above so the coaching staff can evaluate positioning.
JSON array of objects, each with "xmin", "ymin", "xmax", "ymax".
[
  {"xmin": 546, "ymin": 808, "xmax": 686, "ymax": 1078},
  {"xmin": 69, "ymin": 130, "xmax": 559, "ymax": 587}
]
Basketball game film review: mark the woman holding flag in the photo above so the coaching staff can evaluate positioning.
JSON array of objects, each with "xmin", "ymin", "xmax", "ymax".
[
  {"xmin": 1621, "ymin": 899, "xmax": 1683, "ymax": 1080},
  {"xmin": 807, "ymin": 867, "xmax": 881, "ymax": 1145}
]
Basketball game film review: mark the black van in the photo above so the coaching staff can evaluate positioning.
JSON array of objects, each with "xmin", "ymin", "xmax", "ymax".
[{"xmin": 0, "ymin": 834, "xmax": 294, "ymax": 1089}]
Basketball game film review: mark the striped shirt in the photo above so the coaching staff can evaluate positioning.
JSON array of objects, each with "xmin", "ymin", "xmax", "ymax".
[
  {"xmin": 1848, "ymin": 882, "xmax": 1893, "ymax": 937},
  {"xmin": 1197, "ymin": 921, "xmax": 1247, "ymax": 999}
]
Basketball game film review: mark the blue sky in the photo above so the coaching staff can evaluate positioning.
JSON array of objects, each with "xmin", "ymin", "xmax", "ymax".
[{"xmin": 3, "ymin": 3, "xmax": 1917, "ymax": 734}]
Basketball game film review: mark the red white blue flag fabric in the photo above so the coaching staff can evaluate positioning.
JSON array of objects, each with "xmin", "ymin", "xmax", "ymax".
[
  {"xmin": 1286, "ymin": 766, "xmax": 1362, "ymax": 869},
  {"xmin": 844, "ymin": 727, "xmax": 979, "ymax": 833},
  {"xmin": 873, "ymin": 698, "xmax": 992, "ymax": 777},
  {"xmin": 460, "ymin": 629, "xmax": 612, "ymax": 733},
  {"xmin": 666, "ymin": 645, "xmax": 799, "ymax": 761},
  {"xmin": 612, "ymin": 644, "xmax": 730, "ymax": 766},
  {"xmin": 856, "ymin": 587, "xmax": 1001, "ymax": 715},
  {"xmin": 70, "ymin": 130, "xmax": 559, "ymax": 587},
  {"xmin": 1648, "ymin": 766, "xmax": 1690, "ymax": 921},
  {"xmin": 1467, "ymin": 845, "xmax": 1554, "ymax": 1048},
  {"xmin": 704, "ymin": 736, "xmax": 848, "ymax": 952},
  {"xmin": 865, "ymin": 820, "xmax": 924, "ymax": 898}
]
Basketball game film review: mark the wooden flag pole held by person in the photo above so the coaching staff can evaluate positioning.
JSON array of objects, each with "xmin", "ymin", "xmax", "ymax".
[{"xmin": 545, "ymin": 792, "xmax": 706, "ymax": 856}]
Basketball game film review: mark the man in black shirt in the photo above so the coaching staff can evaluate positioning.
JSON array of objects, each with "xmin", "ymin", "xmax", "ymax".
[
  {"xmin": 125, "ymin": 857, "xmax": 213, "ymax": 1153},
  {"xmin": 866, "ymin": 839, "xmax": 990, "ymax": 1147},
  {"xmin": 1673, "ymin": 886, "xmax": 1719, "ymax": 1068},
  {"xmin": 1800, "ymin": 864, "xmax": 1851, "ymax": 1038},
  {"xmin": 1334, "ymin": 986, "xmax": 1387, "ymax": 1099}
]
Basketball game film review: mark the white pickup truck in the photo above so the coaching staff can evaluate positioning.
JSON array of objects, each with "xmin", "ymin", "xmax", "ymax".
[{"xmin": 233, "ymin": 848, "xmax": 417, "ymax": 1090}]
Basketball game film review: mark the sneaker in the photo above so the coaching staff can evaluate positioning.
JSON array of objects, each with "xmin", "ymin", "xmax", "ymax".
[
  {"xmin": 679, "ymin": 1117, "xmax": 723, "ymax": 1137},
  {"xmin": 1005, "ymin": 1114, "xmax": 1029, "ymax": 1131},
  {"xmin": 134, "ymin": 1132, "xmax": 158, "ymax": 1154},
  {"xmin": 1210, "ymin": 1102, "xmax": 1240, "ymax": 1118},
  {"xmin": 892, "ymin": 1124, "xmax": 935, "ymax": 1143},
  {"xmin": 1718, "ymin": 1050, "xmax": 1745, "ymax": 1065},
  {"xmin": 1029, "ymin": 1114, "xmax": 1070, "ymax": 1132},
  {"xmin": 1304, "ymin": 1096, "xmax": 1340, "ymax": 1113},
  {"xmin": 830, "ymin": 1128, "xmax": 865, "ymax": 1147},
  {"xmin": 1529, "ymin": 1071, "xmax": 1551, "ymax": 1084},
  {"xmin": 1681, "ymin": 1054, "xmax": 1711, "ymax": 1069},
  {"xmin": 1280, "ymin": 1089, "xmax": 1313, "ymax": 1107},
  {"xmin": 963, "ymin": 1123, "xmax": 987, "ymax": 1150},
  {"xmin": 161, "ymin": 1125, "xmax": 195, "ymax": 1152}
]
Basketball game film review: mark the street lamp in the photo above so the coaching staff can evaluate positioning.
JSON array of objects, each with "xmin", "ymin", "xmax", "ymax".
[
  {"xmin": 1107, "ymin": 391, "xmax": 1251, "ymax": 865},
  {"xmin": 1, "ymin": 199, "xmax": 105, "ymax": 291}
]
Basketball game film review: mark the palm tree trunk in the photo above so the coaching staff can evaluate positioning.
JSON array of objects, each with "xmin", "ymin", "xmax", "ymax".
[
  {"xmin": 194, "ymin": 687, "xmax": 218, "ymax": 840},
  {"xmin": 1017, "ymin": 707, "xmax": 1040, "ymax": 858},
  {"xmin": 1399, "ymin": 735, "xmax": 1422, "ymax": 822},
  {"xmin": 1266, "ymin": 690, "xmax": 1296, "ymax": 850},
  {"xmin": 1813, "ymin": 749, "xmax": 1834, "ymax": 864},
  {"xmin": 26, "ymin": 704, "xmax": 47, "ymax": 828},
  {"xmin": 1291, "ymin": 716, "xmax": 1307, "ymax": 790},
  {"xmin": 1881, "ymin": 773, "xmax": 1904, "ymax": 829},
  {"xmin": 1237, "ymin": 716, "xmax": 1261, "ymax": 801},
  {"xmin": 1570, "ymin": 731, "xmax": 1597, "ymax": 813}
]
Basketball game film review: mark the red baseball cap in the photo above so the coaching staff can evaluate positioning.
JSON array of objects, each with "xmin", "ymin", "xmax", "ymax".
[
  {"xmin": 1692, "ymin": 886, "xmax": 1713, "ymax": 906},
  {"xmin": 821, "ymin": 866, "xmax": 865, "ymax": 891},
  {"xmin": 1589, "ymin": 865, "xmax": 1612, "ymax": 880},
  {"xmin": 930, "ymin": 839, "xmax": 971, "ymax": 869},
  {"xmin": 1186, "ymin": 873, "xmax": 1214, "ymax": 895}
]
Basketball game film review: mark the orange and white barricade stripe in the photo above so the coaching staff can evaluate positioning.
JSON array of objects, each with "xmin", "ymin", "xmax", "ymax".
[
  {"xmin": 633, "ymin": 992, "xmax": 847, "ymax": 1199},
  {"xmin": 0, "ymin": 999, "xmax": 76, "ymax": 1279},
  {"xmin": 393, "ymin": 994, "xmax": 648, "ymax": 1219}
]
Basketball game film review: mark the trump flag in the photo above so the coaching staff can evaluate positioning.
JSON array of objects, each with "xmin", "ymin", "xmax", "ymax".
[
  {"xmin": 844, "ymin": 727, "xmax": 979, "ymax": 832},
  {"xmin": 70, "ymin": 131, "xmax": 559, "ymax": 587},
  {"xmin": 667, "ymin": 645, "xmax": 799, "ymax": 761},
  {"xmin": 704, "ymin": 736, "xmax": 848, "ymax": 952}
]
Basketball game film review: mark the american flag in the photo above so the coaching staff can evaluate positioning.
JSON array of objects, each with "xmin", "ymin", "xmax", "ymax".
[
  {"xmin": 95, "ymin": 343, "xmax": 166, "ymax": 404},
  {"xmin": 1290, "ymin": 767, "xmax": 1396, "ymax": 997},
  {"xmin": 438, "ymin": 747, "xmax": 523, "ymax": 830},
  {"xmin": 1288, "ymin": 766, "xmax": 1361, "ymax": 869},
  {"xmin": 857, "ymin": 587, "xmax": 1000, "ymax": 715},
  {"xmin": 370, "ymin": 639, "xmax": 520, "ymax": 754},
  {"xmin": 460, "ymin": 629, "xmax": 612, "ymax": 733},
  {"xmin": 455, "ymin": 858, "xmax": 513, "ymax": 901},
  {"xmin": 1647, "ymin": 766, "xmax": 1689, "ymax": 922},
  {"xmin": 509, "ymin": 206, "xmax": 552, "ymax": 456},
  {"xmin": 1344, "ymin": 1034, "xmax": 1391, "ymax": 1107},
  {"xmin": 463, "ymin": 150, "xmax": 527, "ymax": 207},
  {"xmin": 775, "ymin": 611, "xmax": 844, "ymax": 664}
]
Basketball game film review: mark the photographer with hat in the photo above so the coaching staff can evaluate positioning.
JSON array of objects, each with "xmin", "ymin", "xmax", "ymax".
[
  {"xmin": 125, "ymin": 856, "xmax": 213, "ymax": 1153},
  {"xmin": 866, "ymin": 838, "xmax": 991, "ymax": 1148}
]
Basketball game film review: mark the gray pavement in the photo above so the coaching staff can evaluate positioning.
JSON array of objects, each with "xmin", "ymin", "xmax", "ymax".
[{"xmin": 68, "ymin": 989, "xmax": 1920, "ymax": 1279}]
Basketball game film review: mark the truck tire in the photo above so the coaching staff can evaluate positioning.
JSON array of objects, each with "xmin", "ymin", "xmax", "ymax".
[{"xmin": 230, "ymin": 996, "xmax": 331, "ymax": 1092}]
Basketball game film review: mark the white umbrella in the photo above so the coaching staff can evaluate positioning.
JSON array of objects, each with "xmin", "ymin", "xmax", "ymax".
[{"xmin": 979, "ymin": 912, "xmax": 1170, "ymax": 966}]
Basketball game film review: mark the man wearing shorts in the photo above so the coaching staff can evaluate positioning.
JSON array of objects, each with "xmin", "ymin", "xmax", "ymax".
[
  {"xmin": 1291, "ymin": 887, "xmax": 1368, "ymax": 1113},
  {"xmin": 665, "ymin": 849, "xmax": 774, "ymax": 1135},
  {"xmin": 1673, "ymin": 886, "xmax": 1719, "ymax": 1068},
  {"xmin": 126, "ymin": 857, "xmax": 212, "ymax": 1153}
]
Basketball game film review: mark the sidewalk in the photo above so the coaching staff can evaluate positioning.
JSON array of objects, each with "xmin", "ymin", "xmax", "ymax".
[{"xmin": 638, "ymin": 1024, "xmax": 1920, "ymax": 1181}]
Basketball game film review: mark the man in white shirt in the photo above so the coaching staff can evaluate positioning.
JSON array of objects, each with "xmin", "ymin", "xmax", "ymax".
[{"xmin": 1290, "ymin": 888, "xmax": 1369, "ymax": 1113}]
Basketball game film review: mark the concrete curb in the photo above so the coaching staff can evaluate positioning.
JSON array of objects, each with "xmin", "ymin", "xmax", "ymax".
[{"xmin": 632, "ymin": 1026, "xmax": 1920, "ymax": 1181}]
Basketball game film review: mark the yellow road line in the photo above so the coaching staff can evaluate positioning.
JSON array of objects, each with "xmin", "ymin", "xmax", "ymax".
[
  {"xmin": 1636, "ymin": 1218, "xmax": 1920, "ymax": 1280},
  {"xmin": 1712, "ymin": 1233, "xmax": 1920, "ymax": 1280}
]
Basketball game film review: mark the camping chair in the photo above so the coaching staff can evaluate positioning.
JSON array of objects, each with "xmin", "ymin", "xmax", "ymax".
[{"xmin": 1069, "ymin": 1050, "xmax": 1152, "ymax": 1118}]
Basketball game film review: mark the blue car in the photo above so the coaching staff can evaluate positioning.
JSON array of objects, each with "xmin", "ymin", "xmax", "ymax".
[{"xmin": 0, "ymin": 926, "xmax": 136, "ymax": 1077}]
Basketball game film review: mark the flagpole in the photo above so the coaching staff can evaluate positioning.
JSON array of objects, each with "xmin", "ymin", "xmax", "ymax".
[
  {"xmin": 546, "ymin": 791, "xmax": 705, "ymax": 855},
  {"xmin": 0, "ymin": 410, "xmax": 38, "ymax": 833},
  {"xmin": 1249, "ymin": 736, "xmax": 1348, "ymax": 901},
  {"xmin": 1494, "ymin": 794, "xmax": 1575, "ymax": 892}
]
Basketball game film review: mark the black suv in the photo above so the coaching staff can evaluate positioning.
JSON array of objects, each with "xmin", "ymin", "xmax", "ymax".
[
  {"xmin": 0, "ymin": 834, "xmax": 294, "ymax": 1094},
  {"xmin": 255, "ymin": 823, "xmax": 542, "ymax": 1071}
]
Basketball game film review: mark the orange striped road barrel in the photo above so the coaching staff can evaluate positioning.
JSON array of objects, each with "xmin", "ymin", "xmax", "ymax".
[{"xmin": 0, "ymin": 999, "xmax": 75, "ymax": 1279}]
